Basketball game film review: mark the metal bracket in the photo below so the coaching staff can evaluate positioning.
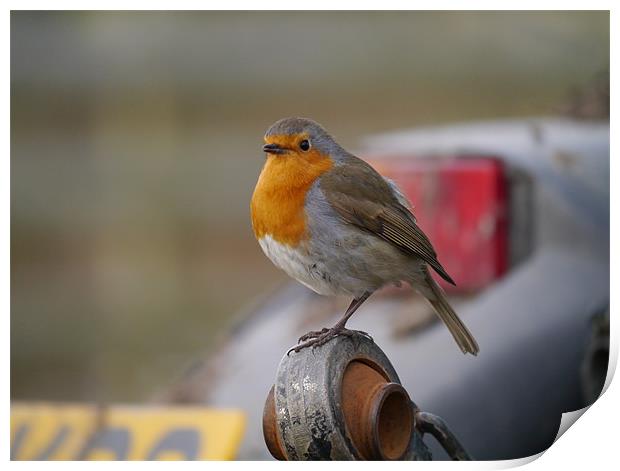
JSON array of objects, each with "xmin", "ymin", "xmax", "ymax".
[{"xmin": 414, "ymin": 410, "xmax": 472, "ymax": 460}]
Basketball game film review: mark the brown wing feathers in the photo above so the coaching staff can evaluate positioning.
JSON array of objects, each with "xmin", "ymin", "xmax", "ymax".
[
  {"xmin": 377, "ymin": 207, "xmax": 456, "ymax": 285},
  {"xmin": 321, "ymin": 159, "xmax": 456, "ymax": 286}
]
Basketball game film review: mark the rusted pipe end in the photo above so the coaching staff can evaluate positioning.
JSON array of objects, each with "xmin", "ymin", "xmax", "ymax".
[
  {"xmin": 341, "ymin": 360, "xmax": 413, "ymax": 460},
  {"xmin": 371, "ymin": 383, "xmax": 413, "ymax": 459},
  {"xmin": 262, "ymin": 385, "xmax": 286, "ymax": 460}
]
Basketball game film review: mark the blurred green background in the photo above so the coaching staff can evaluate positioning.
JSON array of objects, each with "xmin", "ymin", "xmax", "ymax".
[{"xmin": 11, "ymin": 11, "xmax": 609, "ymax": 402}]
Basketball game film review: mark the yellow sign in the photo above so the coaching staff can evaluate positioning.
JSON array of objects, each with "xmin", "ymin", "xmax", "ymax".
[{"xmin": 11, "ymin": 402, "xmax": 246, "ymax": 460}]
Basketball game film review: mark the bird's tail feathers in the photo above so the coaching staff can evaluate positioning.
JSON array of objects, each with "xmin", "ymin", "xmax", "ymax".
[{"xmin": 422, "ymin": 270, "xmax": 479, "ymax": 355}]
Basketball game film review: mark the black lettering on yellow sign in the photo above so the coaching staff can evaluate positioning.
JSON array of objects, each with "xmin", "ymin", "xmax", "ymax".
[
  {"xmin": 85, "ymin": 428, "xmax": 201, "ymax": 460},
  {"xmin": 11, "ymin": 426, "xmax": 202, "ymax": 460},
  {"xmin": 85, "ymin": 427, "xmax": 131, "ymax": 460},
  {"xmin": 11, "ymin": 404, "xmax": 246, "ymax": 460},
  {"xmin": 10, "ymin": 425, "xmax": 28, "ymax": 460},
  {"xmin": 147, "ymin": 429, "xmax": 199, "ymax": 460}
]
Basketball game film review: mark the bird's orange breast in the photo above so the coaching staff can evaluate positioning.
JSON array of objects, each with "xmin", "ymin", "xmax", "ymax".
[{"xmin": 251, "ymin": 139, "xmax": 333, "ymax": 247}]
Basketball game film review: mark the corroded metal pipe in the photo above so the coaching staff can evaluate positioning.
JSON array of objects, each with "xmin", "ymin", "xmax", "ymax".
[{"xmin": 262, "ymin": 333, "xmax": 431, "ymax": 460}]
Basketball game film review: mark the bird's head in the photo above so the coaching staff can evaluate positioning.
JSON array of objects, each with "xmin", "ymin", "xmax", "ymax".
[{"xmin": 262, "ymin": 117, "xmax": 343, "ymax": 162}]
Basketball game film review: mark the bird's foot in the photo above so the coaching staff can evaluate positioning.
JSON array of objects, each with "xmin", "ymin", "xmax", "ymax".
[
  {"xmin": 289, "ymin": 327, "xmax": 373, "ymax": 354},
  {"xmin": 298, "ymin": 328, "xmax": 329, "ymax": 343}
]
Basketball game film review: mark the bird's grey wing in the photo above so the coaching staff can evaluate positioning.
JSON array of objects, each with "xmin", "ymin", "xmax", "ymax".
[{"xmin": 319, "ymin": 158, "xmax": 455, "ymax": 285}]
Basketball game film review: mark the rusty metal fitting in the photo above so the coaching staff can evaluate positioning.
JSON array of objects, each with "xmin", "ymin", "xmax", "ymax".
[
  {"xmin": 262, "ymin": 333, "xmax": 431, "ymax": 460},
  {"xmin": 341, "ymin": 360, "xmax": 413, "ymax": 460}
]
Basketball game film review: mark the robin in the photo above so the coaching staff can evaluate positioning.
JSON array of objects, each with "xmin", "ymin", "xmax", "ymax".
[{"xmin": 250, "ymin": 117, "xmax": 479, "ymax": 355}]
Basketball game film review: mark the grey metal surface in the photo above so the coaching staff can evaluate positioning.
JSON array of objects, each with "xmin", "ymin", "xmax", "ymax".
[{"xmin": 388, "ymin": 248, "xmax": 608, "ymax": 460}]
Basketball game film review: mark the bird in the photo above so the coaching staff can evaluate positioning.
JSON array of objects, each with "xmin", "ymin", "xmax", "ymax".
[{"xmin": 250, "ymin": 117, "xmax": 479, "ymax": 355}]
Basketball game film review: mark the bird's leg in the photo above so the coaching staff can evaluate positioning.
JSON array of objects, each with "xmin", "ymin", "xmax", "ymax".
[{"xmin": 292, "ymin": 292, "xmax": 373, "ymax": 352}]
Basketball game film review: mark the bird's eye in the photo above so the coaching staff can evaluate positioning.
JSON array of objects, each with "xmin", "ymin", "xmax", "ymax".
[{"xmin": 299, "ymin": 139, "xmax": 310, "ymax": 152}]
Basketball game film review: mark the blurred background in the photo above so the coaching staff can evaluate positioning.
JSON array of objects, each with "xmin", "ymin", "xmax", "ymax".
[{"xmin": 11, "ymin": 11, "xmax": 609, "ymax": 404}]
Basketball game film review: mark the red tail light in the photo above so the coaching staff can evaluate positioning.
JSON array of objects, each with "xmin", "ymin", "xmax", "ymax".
[{"xmin": 368, "ymin": 156, "xmax": 511, "ymax": 293}]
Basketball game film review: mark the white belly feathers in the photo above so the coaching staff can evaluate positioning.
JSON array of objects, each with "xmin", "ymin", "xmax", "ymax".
[{"xmin": 257, "ymin": 234, "xmax": 337, "ymax": 296}]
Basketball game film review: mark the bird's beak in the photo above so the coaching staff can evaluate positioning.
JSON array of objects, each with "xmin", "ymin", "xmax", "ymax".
[{"xmin": 263, "ymin": 143, "xmax": 286, "ymax": 155}]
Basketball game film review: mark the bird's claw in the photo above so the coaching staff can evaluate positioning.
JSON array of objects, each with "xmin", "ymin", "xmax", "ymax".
[
  {"xmin": 288, "ymin": 327, "xmax": 372, "ymax": 355},
  {"xmin": 298, "ymin": 328, "xmax": 330, "ymax": 343}
]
